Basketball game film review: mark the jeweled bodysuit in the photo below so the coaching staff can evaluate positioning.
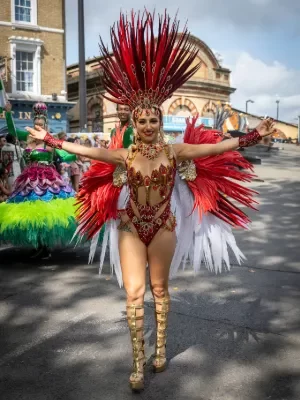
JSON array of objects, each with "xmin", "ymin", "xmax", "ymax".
[{"xmin": 118, "ymin": 144, "xmax": 176, "ymax": 246}]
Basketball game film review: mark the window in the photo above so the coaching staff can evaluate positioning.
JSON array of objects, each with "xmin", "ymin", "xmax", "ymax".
[
  {"xmin": 15, "ymin": 0, "xmax": 32, "ymax": 23},
  {"xmin": 224, "ymin": 75, "xmax": 229, "ymax": 81},
  {"xmin": 9, "ymin": 36, "xmax": 43, "ymax": 94},
  {"xmin": 12, "ymin": 0, "xmax": 37, "ymax": 25},
  {"xmin": 173, "ymin": 105, "xmax": 191, "ymax": 117},
  {"xmin": 216, "ymin": 73, "xmax": 221, "ymax": 79},
  {"xmin": 16, "ymin": 51, "xmax": 34, "ymax": 91}
]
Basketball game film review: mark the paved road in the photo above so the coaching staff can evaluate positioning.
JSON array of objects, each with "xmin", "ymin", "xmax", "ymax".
[{"xmin": 1, "ymin": 145, "xmax": 300, "ymax": 400}]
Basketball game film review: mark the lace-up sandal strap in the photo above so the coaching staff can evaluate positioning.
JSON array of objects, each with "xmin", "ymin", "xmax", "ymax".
[
  {"xmin": 154, "ymin": 297, "xmax": 170, "ymax": 308},
  {"xmin": 126, "ymin": 304, "xmax": 144, "ymax": 309}
]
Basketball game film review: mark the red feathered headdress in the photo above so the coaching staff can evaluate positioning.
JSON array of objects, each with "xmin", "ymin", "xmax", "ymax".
[{"xmin": 99, "ymin": 10, "xmax": 201, "ymax": 114}]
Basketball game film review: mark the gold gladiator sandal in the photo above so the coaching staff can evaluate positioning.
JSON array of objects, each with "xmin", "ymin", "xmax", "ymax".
[
  {"xmin": 127, "ymin": 304, "xmax": 146, "ymax": 391},
  {"xmin": 153, "ymin": 297, "xmax": 170, "ymax": 373}
]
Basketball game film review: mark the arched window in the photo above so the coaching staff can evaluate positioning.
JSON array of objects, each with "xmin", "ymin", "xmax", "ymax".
[
  {"xmin": 168, "ymin": 98, "xmax": 197, "ymax": 116},
  {"xmin": 172, "ymin": 105, "xmax": 192, "ymax": 117},
  {"xmin": 91, "ymin": 104, "xmax": 103, "ymax": 132},
  {"xmin": 201, "ymin": 100, "xmax": 217, "ymax": 118},
  {"xmin": 87, "ymin": 96, "xmax": 104, "ymax": 132}
]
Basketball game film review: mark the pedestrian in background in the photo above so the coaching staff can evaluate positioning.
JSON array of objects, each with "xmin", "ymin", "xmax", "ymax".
[
  {"xmin": 0, "ymin": 133, "xmax": 23, "ymax": 190},
  {"xmin": 0, "ymin": 166, "xmax": 10, "ymax": 202}
]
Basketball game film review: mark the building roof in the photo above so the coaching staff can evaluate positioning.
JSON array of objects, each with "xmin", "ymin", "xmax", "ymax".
[
  {"xmin": 7, "ymin": 93, "xmax": 76, "ymax": 107},
  {"xmin": 67, "ymin": 33, "xmax": 230, "ymax": 72},
  {"xmin": 232, "ymin": 107, "xmax": 298, "ymax": 128},
  {"xmin": 187, "ymin": 34, "xmax": 231, "ymax": 72}
]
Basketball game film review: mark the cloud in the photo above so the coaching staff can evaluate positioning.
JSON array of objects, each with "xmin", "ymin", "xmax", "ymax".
[
  {"xmin": 224, "ymin": 52, "xmax": 300, "ymax": 121},
  {"xmin": 65, "ymin": 0, "xmax": 300, "ymax": 58},
  {"xmin": 64, "ymin": 0, "xmax": 300, "ymax": 122},
  {"xmin": 66, "ymin": 0, "xmax": 300, "ymax": 32}
]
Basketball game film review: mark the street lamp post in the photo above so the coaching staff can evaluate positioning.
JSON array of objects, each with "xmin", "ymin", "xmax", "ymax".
[
  {"xmin": 246, "ymin": 99, "xmax": 254, "ymax": 113},
  {"xmin": 78, "ymin": 0, "xmax": 87, "ymax": 132},
  {"xmin": 276, "ymin": 99, "xmax": 280, "ymax": 121}
]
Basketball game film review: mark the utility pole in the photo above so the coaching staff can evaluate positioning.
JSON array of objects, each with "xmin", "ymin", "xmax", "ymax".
[
  {"xmin": 276, "ymin": 99, "xmax": 280, "ymax": 120},
  {"xmin": 78, "ymin": 0, "xmax": 87, "ymax": 131}
]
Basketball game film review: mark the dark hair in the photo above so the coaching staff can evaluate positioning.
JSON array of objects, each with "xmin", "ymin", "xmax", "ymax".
[
  {"xmin": 67, "ymin": 138, "xmax": 76, "ymax": 143},
  {"xmin": 0, "ymin": 166, "xmax": 6, "ymax": 176},
  {"xmin": 33, "ymin": 116, "xmax": 47, "ymax": 123},
  {"xmin": 116, "ymin": 104, "xmax": 130, "ymax": 111},
  {"xmin": 6, "ymin": 133, "xmax": 15, "ymax": 144}
]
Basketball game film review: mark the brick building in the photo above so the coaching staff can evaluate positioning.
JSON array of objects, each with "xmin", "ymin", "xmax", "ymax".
[
  {"xmin": 0, "ymin": 0, "xmax": 74, "ymax": 133},
  {"xmin": 67, "ymin": 35, "xmax": 236, "ymax": 133}
]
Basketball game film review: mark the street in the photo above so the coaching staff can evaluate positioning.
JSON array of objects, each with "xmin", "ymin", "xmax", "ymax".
[{"xmin": 1, "ymin": 145, "xmax": 300, "ymax": 400}]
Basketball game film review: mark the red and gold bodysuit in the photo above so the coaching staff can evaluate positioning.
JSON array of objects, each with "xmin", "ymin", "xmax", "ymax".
[{"xmin": 117, "ymin": 144, "xmax": 177, "ymax": 246}]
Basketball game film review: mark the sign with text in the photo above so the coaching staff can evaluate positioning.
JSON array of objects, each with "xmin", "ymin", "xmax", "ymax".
[
  {"xmin": 163, "ymin": 115, "xmax": 214, "ymax": 132},
  {"xmin": 0, "ymin": 111, "xmax": 33, "ymax": 120}
]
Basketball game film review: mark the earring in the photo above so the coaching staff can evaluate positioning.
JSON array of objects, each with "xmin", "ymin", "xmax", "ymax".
[
  {"xmin": 159, "ymin": 130, "xmax": 164, "ymax": 142},
  {"xmin": 134, "ymin": 129, "xmax": 141, "ymax": 143}
]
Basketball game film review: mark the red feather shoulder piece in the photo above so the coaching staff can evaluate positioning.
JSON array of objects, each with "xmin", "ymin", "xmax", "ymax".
[
  {"xmin": 75, "ymin": 126, "xmax": 127, "ymax": 239},
  {"xmin": 182, "ymin": 116, "xmax": 258, "ymax": 228}
]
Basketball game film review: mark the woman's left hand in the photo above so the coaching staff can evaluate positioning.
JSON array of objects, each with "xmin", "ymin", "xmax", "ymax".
[{"xmin": 255, "ymin": 118, "xmax": 277, "ymax": 137}]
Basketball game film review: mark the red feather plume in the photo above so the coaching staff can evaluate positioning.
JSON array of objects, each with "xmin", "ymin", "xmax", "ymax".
[
  {"xmin": 183, "ymin": 117, "xmax": 258, "ymax": 229},
  {"xmin": 98, "ymin": 9, "xmax": 201, "ymax": 110},
  {"xmin": 75, "ymin": 125, "xmax": 127, "ymax": 239}
]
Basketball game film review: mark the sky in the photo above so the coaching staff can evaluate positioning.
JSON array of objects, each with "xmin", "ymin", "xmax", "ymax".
[{"xmin": 65, "ymin": 0, "xmax": 300, "ymax": 123}]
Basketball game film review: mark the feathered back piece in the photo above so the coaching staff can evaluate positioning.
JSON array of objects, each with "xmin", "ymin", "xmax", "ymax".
[
  {"xmin": 99, "ymin": 10, "xmax": 201, "ymax": 115},
  {"xmin": 213, "ymin": 102, "xmax": 233, "ymax": 131}
]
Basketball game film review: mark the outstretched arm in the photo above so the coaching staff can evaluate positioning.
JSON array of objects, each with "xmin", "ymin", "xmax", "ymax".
[
  {"xmin": 174, "ymin": 119, "xmax": 275, "ymax": 162},
  {"xmin": 26, "ymin": 126, "xmax": 126, "ymax": 165},
  {"xmin": 4, "ymin": 103, "xmax": 29, "ymax": 141},
  {"xmin": 55, "ymin": 149, "xmax": 77, "ymax": 163}
]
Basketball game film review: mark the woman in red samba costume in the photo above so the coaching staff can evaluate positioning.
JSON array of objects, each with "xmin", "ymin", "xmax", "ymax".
[{"xmin": 26, "ymin": 10, "xmax": 276, "ymax": 391}]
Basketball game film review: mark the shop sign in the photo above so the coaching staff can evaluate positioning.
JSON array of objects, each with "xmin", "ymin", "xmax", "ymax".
[
  {"xmin": 0, "ymin": 111, "xmax": 33, "ymax": 120},
  {"xmin": 163, "ymin": 115, "xmax": 214, "ymax": 131}
]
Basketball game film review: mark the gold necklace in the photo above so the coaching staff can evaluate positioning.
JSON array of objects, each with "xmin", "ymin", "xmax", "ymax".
[{"xmin": 137, "ymin": 139, "xmax": 165, "ymax": 161}]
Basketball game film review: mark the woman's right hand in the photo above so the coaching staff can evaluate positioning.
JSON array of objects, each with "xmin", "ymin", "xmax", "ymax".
[{"xmin": 25, "ymin": 125, "xmax": 47, "ymax": 141}]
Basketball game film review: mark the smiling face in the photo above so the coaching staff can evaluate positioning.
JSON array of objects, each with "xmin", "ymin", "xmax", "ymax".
[
  {"xmin": 134, "ymin": 109, "xmax": 162, "ymax": 144},
  {"xmin": 117, "ymin": 105, "xmax": 131, "ymax": 125}
]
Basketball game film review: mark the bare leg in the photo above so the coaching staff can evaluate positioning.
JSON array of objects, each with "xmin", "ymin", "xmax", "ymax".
[
  {"xmin": 119, "ymin": 230, "xmax": 147, "ymax": 390},
  {"xmin": 148, "ymin": 229, "xmax": 176, "ymax": 371}
]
